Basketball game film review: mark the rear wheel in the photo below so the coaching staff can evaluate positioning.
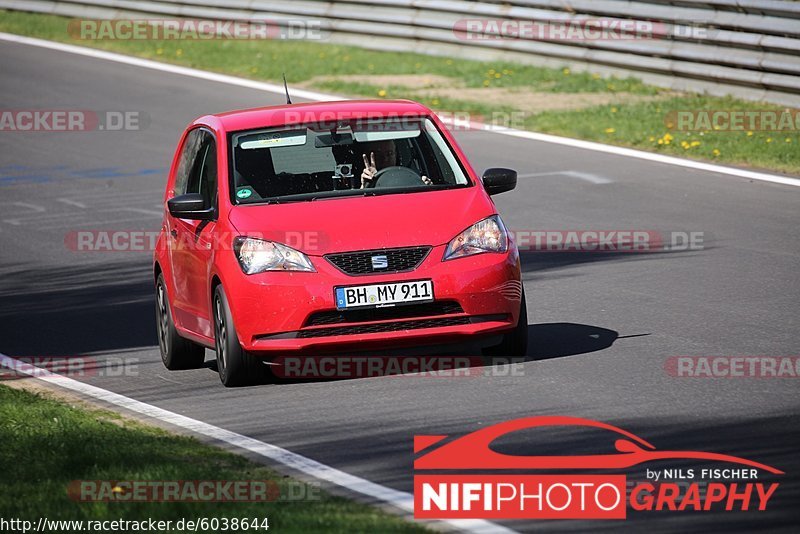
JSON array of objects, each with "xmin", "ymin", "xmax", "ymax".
[
  {"xmin": 484, "ymin": 285, "xmax": 528, "ymax": 358},
  {"xmin": 156, "ymin": 274, "xmax": 205, "ymax": 370},
  {"xmin": 213, "ymin": 285, "xmax": 264, "ymax": 387}
]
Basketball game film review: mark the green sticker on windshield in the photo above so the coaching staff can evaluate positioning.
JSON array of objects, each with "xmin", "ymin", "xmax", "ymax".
[{"xmin": 236, "ymin": 188, "xmax": 253, "ymax": 200}]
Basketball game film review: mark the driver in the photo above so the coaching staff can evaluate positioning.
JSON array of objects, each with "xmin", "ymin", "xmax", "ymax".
[{"xmin": 360, "ymin": 140, "xmax": 432, "ymax": 189}]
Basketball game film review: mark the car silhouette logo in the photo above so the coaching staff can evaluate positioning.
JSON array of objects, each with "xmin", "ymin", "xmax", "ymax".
[
  {"xmin": 414, "ymin": 416, "xmax": 783, "ymax": 473},
  {"xmin": 371, "ymin": 255, "xmax": 388, "ymax": 269}
]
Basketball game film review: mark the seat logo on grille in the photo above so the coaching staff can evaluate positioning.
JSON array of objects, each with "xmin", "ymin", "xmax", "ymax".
[{"xmin": 371, "ymin": 255, "xmax": 389, "ymax": 269}]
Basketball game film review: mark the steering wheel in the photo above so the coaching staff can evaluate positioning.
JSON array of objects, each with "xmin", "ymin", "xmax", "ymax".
[{"xmin": 371, "ymin": 166, "xmax": 424, "ymax": 188}]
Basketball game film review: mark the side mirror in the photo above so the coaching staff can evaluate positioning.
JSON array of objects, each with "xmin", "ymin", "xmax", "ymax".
[
  {"xmin": 167, "ymin": 193, "xmax": 214, "ymax": 220},
  {"xmin": 482, "ymin": 168, "xmax": 517, "ymax": 195}
]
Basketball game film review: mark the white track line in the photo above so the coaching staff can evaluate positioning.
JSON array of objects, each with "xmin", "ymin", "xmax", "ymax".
[
  {"xmin": 1, "ymin": 32, "xmax": 798, "ymax": 188},
  {"xmin": 0, "ymin": 353, "xmax": 514, "ymax": 534},
  {"xmin": 57, "ymin": 198, "xmax": 88, "ymax": 208},
  {"xmin": 518, "ymin": 170, "xmax": 612, "ymax": 184},
  {"xmin": 117, "ymin": 207, "xmax": 163, "ymax": 217}
]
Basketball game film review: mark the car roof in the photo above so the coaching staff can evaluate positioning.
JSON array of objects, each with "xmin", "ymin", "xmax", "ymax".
[{"xmin": 202, "ymin": 99, "xmax": 433, "ymax": 132}]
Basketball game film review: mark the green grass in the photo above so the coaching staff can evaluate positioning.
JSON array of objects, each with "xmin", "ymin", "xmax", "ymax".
[
  {"xmin": 0, "ymin": 385, "xmax": 428, "ymax": 533},
  {"xmin": 527, "ymin": 96, "xmax": 799, "ymax": 172},
  {"xmin": 1, "ymin": 9, "xmax": 797, "ymax": 173}
]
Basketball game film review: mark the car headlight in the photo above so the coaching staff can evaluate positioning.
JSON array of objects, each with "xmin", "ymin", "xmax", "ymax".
[
  {"xmin": 443, "ymin": 215, "xmax": 508, "ymax": 261},
  {"xmin": 233, "ymin": 237, "xmax": 315, "ymax": 274}
]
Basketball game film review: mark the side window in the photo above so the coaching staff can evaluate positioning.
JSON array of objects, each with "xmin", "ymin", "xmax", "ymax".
[
  {"xmin": 174, "ymin": 129, "xmax": 202, "ymax": 194},
  {"xmin": 178, "ymin": 129, "xmax": 218, "ymax": 210}
]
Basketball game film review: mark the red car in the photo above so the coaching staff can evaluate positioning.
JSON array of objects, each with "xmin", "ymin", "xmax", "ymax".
[{"xmin": 154, "ymin": 100, "xmax": 526, "ymax": 386}]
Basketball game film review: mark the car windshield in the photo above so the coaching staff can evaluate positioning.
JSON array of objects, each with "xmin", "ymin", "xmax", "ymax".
[{"xmin": 229, "ymin": 117, "xmax": 470, "ymax": 204}]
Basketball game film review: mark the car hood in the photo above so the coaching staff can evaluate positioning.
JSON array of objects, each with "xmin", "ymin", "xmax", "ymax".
[{"xmin": 227, "ymin": 187, "xmax": 495, "ymax": 256}]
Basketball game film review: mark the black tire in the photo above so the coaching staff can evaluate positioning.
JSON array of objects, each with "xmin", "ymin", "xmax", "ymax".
[
  {"xmin": 213, "ymin": 285, "xmax": 264, "ymax": 387},
  {"xmin": 484, "ymin": 285, "xmax": 529, "ymax": 358},
  {"xmin": 156, "ymin": 274, "xmax": 205, "ymax": 370}
]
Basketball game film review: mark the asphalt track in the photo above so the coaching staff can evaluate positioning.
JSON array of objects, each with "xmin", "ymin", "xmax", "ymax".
[{"xmin": 1, "ymin": 39, "xmax": 799, "ymax": 532}]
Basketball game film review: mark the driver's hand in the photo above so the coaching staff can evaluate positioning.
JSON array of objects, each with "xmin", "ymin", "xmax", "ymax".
[{"xmin": 361, "ymin": 152, "xmax": 377, "ymax": 189}]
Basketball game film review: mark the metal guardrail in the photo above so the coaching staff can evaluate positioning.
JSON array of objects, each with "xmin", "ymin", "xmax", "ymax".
[{"xmin": 2, "ymin": 0, "xmax": 799, "ymax": 105}]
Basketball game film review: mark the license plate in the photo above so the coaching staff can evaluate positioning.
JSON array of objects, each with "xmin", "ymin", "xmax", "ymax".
[{"xmin": 335, "ymin": 280, "xmax": 433, "ymax": 310}]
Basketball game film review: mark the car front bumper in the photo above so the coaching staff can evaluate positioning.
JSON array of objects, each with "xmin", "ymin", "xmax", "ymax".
[{"xmin": 220, "ymin": 244, "xmax": 523, "ymax": 354}]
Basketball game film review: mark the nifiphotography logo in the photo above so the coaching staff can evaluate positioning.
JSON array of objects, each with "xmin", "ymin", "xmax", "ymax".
[{"xmin": 413, "ymin": 416, "xmax": 782, "ymax": 520}]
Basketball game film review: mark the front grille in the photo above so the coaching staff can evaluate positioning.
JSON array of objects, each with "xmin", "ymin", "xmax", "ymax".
[
  {"xmin": 297, "ymin": 316, "xmax": 471, "ymax": 338},
  {"xmin": 325, "ymin": 246, "xmax": 431, "ymax": 275},
  {"xmin": 305, "ymin": 301, "xmax": 464, "ymax": 327}
]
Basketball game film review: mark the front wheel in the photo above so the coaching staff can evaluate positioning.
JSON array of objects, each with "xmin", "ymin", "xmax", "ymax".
[
  {"xmin": 156, "ymin": 274, "xmax": 205, "ymax": 370},
  {"xmin": 213, "ymin": 285, "xmax": 265, "ymax": 387}
]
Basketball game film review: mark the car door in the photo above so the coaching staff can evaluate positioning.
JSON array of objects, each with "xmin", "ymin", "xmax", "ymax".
[{"xmin": 167, "ymin": 128, "xmax": 218, "ymax": 339}]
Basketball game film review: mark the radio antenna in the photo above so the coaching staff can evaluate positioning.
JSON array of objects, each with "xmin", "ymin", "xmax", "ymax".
[{"xmin": 282, "ymin": 73, "xmax": 292, "ymax": 105}]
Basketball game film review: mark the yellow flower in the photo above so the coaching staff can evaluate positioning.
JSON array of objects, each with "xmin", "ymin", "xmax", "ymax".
[
  {"xmin": 494, "ymin": 73, "xmax": 501, "ymax": 78},
  {"xmin": 431, "ymin": 98, "xmax": 440, "ymax": 106},
  {"xmin": 786, "ymin": 138, "xmax": 792, "ymax": 143},
  {"xmin": 488, "ymin": 69, "xmax": 495, "ymax": 75},
  {"xmin": 562, "ymin": 68, "xmax": 570, "ymax": 75},
  {"xmin": 592, "ymin": 73, "xmax": 601, "ymax": 79},
  {"xmin": 377, "ymin": 89, "xmax": 387, "ymax": 97},
  {"xmin": 681, "ymin": 141, "xmax": 690, "ymax": 149},
  {"xmin": 664, "ymin": 133, "xmax": 674, "ymax": 141},
  {"xmin": 610, "ymin": 107, "xmax": 618, "ymax": 113},
  {"xmin": 649, "ymin": 136, "xmax": 656, "ymax": 142},
  {"xmin": 690, "ymin": 140, "xmax": 701, "ymax": 147},
  {"xmin": 746, "ymin": 131, "xmax": 753, "ymax": 136},
  {"xmin": 156, "ymin": 48, "xmax": 163, "ymax": 55},
  {"xmin": 250, "ymin": 67, "xmax": 258, "ymax": 74},
  {"xmin": 712, "ymin": 149, "xmax": 721, "ymax": 156},
  {"xmin": 766, "ymin": 137, "xmax": 772, "ymax": 143},
  {"xmin": 657, "ymin": 139, "xmax": 664, "ymax": 145},
  {"xmin": 446, "ymin": 59, "xmax": 453, "ymax": 65},
  {"xmin": 604, "ymin": 128, "xmax": 615, "ymax": 134},
  {"xmin": 176, "ymin": 49, "xmax": 183, "ymax": 57},
  {"xmin": 483, "ymin": 80, "xmax": 490, "ymax": 87}
]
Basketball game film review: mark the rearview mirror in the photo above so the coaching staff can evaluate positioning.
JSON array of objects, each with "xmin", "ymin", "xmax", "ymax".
[
  {"xmin": 482, "ymin": 168, "xmax": 517, "ymax": 195},
  {"xmin": 168, "ymin": 193, "xmax": 214, "ymax": 220}
]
